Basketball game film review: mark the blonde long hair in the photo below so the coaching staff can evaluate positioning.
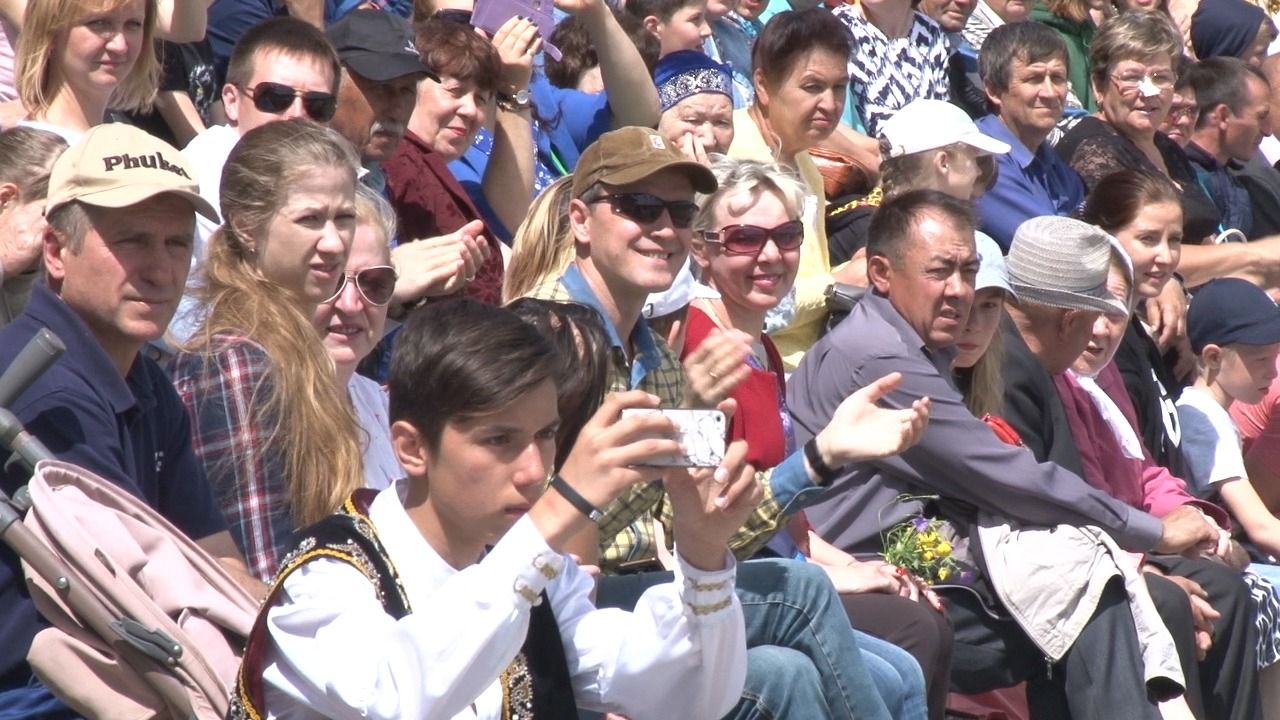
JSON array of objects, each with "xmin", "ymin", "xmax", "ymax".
[
  {"xmin": 186, "ymin": 119, "xmax": 364, "ymax": 528},
  {"xmin": 504, "ymin": 176, "xmax": 575, "ymax": 302},
  {"xmin": 17, "ymin": 0, "xmax": 160, "ymax": 115}
]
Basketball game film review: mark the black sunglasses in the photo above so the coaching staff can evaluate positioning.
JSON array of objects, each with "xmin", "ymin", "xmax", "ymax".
[
  {"xmin": 700, "ymin": 220, "xmax": 804, "ymax": 255},
  {"xmin": 243, "ymin": 81, "xmax": 338, "ymax": 122},
  {"xmin": 587, "ymin": 193, "xmax": 699, "ymax": 229},
  {"xmin": 321, "ymin": 265, "xmax": 399, "ymax": 307}
]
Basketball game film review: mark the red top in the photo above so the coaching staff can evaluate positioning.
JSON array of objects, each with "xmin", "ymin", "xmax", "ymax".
[
  {"xmin": 384, "ymin": 129, "xmax": 504, "ymax": 305},
  {"xmin": 681, "ymin": 305, "xmax": 790, "ymax": 471}
]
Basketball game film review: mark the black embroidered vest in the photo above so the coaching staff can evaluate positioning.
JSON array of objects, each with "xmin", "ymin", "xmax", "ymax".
[{"xmin": 226, "ymin": 489, "xmax": 577, "ymax": 719}]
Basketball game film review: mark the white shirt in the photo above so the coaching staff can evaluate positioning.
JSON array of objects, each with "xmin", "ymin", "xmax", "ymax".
[
  {"xmin": 1176, "ymin": 386, "xmax": 1248, "ymax": 493},
  {"xmin": 261, "ymin": 481, "xmax": 747, "ymax": 720},
  {"xmin": 348, "ymin": 374, "xmax": 402, "ymax": 490}
]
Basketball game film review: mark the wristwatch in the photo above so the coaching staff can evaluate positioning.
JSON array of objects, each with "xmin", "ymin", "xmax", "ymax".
[{"xmin": 497, "ymin": 87, "xmax": 532, "ymax": 112}]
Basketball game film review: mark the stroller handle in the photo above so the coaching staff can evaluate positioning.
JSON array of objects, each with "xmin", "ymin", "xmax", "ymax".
[{"xmin": 0, "ymin": 328, "xmax": 65, "ymax": 409}]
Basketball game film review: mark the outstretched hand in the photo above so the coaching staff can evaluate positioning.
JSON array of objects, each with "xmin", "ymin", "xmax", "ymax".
[
  {"xmin": 813, "ymin": 372, "xmax": 930, "ymax": 469},
  {"xmin": 682, "ymin": 328, "xmax": 753, "ymax": 409}
]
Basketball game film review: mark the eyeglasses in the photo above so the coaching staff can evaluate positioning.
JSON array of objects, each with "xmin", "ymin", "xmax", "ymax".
[
  {"xmin": 699, "ymin": 220, "xmax": 805, "ymax": 255},
  {"xmin": 1109, "ymin": 70, "xmax": 1176, "ymax": 92},
  {"xmin": 587, "ymin": 193, "xmax": 699, "ymax": 229},
  {"xmin": 242, "ymin": 82, "xmax": 338, "ymax": 122},
  {"xmin": 321, "ymin": 265, "xmax": 399, "ymax": 306},
  {"xmin": 1167, "ymin": 104, "xmax": 1199, "ymax": 122}
]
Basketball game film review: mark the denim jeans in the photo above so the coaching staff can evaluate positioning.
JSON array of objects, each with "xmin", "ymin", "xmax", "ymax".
[
  {"xmin": 0, "ymin": 673, "xmax": 79, "ymax": 720},
  {"xmin": 597, "ymin": 558, "xmax": 893, "ymax": 720},
  {"xmin": 858, "ymin": 628, "xmax": 929, "ymax": 720}
]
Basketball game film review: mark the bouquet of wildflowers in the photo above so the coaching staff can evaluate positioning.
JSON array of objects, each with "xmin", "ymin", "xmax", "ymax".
[{"xmin": 881, "ymin": 497, "xmax": 961, "ymax": 585}]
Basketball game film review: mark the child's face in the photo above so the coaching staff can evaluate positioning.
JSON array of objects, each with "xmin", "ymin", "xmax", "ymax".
[
  {"xmin": 1214, "ymin": 343, "xmax": 1280, "ymax": 405},
  {"xmin": 656, "ymin": 3, "xmax": 712, "ymax": 56}
]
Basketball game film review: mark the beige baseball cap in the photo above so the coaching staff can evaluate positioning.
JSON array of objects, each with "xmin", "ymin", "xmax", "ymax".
[{"xmin": 45, "ymin": 123, "xmax": 218, "ymax": 220}]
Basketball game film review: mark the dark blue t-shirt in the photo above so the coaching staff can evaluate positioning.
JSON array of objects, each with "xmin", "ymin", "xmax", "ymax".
[{"xmin": 0, "ymin": 285, "xmax": 225, "ymax": 685}]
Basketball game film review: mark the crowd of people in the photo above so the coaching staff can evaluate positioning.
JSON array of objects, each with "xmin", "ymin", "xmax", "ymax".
[{"xmin": 5, "ymin": 0, "xmax": 1280, "ymax": 717}]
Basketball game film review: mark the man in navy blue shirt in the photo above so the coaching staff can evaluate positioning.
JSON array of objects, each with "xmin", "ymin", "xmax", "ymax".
[
  {"xmin": 973, "ymin": 21, "xmax": 1086, "ymax": 252},
  {"xmin": 0, "ymin": 124, "xmax": 261, "ymax": 720}
]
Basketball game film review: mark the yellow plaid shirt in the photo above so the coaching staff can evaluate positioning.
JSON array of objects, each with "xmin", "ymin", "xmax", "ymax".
[{"xmin": 525, "ymin": 266, "xmax": 791, "ymax": 571}]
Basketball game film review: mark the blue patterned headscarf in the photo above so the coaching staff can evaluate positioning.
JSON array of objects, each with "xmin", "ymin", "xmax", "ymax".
[{"xmin": 653, "ymin": 50, "xmax": 734, "ymax": 113}]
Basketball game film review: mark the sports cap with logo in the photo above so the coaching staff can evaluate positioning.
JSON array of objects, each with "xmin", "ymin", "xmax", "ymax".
[
  {"xmin": 880, "ymin": 98, "xmax": 1011, "ymax": 158},
  {"xmin": 326, "ymin": 10, "xmax": 436, "ymax": 83},
  {"xmin": 45, "ymin": 123, "xmax": 217, "ymax": 221},
  {"xmin": 571, "ymin": 126, "xmax": 718, "ymax": 199}
]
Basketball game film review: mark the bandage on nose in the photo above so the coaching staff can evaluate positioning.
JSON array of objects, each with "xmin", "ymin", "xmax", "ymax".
[{"xmin": 1137, "ymin": 77, "xmax": 1161, "ymax": 98}]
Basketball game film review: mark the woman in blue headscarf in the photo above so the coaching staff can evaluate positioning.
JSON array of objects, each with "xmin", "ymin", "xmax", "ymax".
[
  {"xmin": 1191, "ymin": 0, "xmax": 1276, "ymax": 66},
  {"xmin": 654, "ymin": 49, "xmax": 736, "ymax": 161}
]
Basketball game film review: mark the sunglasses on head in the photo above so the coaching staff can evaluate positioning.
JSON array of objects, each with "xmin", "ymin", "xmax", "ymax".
[
  {"xmin": 321, "ymin": 265, "xmax": 399, "ymax": 307},
  {"xmin": 700, "ymin": 220, "xmax": 804, "ymax": 255},
  {"xmin": 243, "ymin": 81, "xmax": 338, "ymax": 122},
  {"xmin": 587, "ymin": 193, "xmax": 699, "ymax": 229}
]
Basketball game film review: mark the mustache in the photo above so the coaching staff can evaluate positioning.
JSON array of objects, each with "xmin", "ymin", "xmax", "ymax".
[{"xmin": 370, "ymin": 119, "xmax": 406, "ymax": 136}]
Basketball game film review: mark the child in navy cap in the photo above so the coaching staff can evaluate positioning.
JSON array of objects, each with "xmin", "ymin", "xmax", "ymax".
[{"xmin": 1177, "ymin": 278, "xmax": 1280, "ymax": 570}]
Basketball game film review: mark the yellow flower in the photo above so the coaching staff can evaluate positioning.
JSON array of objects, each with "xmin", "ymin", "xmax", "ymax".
[
  {"xmin": 938, "ymin": 566, "xmax": 951, "ymax": 581},
  {"xmin": 936, "ymin": 541, "xmax": 952, "ymax": 557},
  {"xmin": 922, "ymin": 551, "xmax": 935, "ymax": 563}
]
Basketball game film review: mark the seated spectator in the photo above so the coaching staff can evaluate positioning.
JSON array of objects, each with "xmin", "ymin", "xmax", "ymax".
[
  {"xmin": 628, "ymin": 0, "xmax": 713, "ymax": 57},
  {"xmin": 686, "ymin": 156, "xmax": 945, "ymax": 720},
  {"xmin": 973, "ymin": 21, "xmax": 1086, "ymax": 251},
  {"xmin": 174, "ymin": 16, "xmax": 340, "ymax": 343},
  {"xmin": 313, "ymin": 186, "xmax": 403, "ymax": 491},
  {"xmin": 831, "ymin": 0, "xmax": 950, "ymax": 137},
  {"xmin": 503, "ymin": 176, "xmax": 573, "ymax": 303},
  {"xmin": 730, "ymin": 8, "xmax": 863, "ymax": 369},
  {"xmin": 232, "ymin": 298, "xmax": 754, "ymax": 719},
  {"xmin": 786, "ymin": 190, "xmax": 1223, "ymax": 716},
  {"xmin": 0, "ymin": 123, "xmax": 256, "ymax": 719},
  {"xmin": 828, "ymin": 97, "xmax": 1008, "ymax": 265},
  {"xmin": 173, "ymin": 119, "xmax": 365, "ymax": 581},
  {"xmin": 920, "ymin": 0, "xmax": 987, "ymax": 118},
  {"xmin": 1031, "ymin": 0, "xmax": 1105, "ymax": 113},
  {"xmin": 1055, "ymin": 12, "xmax": 1219, "ymax": 244},
  {"xmin": 1160, "ymin": 54, "xmax": 1199, "ymax": 148},
  {"xmin": 13, "ymin": 0, "xmax": 159, "ymax": 142},
  {"xmin": 1190, "ymin": 0, "xmax": 1275, "ymax": 67},
  {"xmin": 1180, "ymin": 278, "xmax": 1280, "ymax": 565},
  {"xmin": 0, "ymin": 126, "xmax": 65, "ymax": 326},
  {"xmin": 545, "ymin": 11, "xmax": 660, "ymax": 92},
  {"xmin": 703, "ymin": 0, "xmax": 759, "ymax": 106},
  {"xmin": 962, "ymin": 0, "xmax": 1031, "ymax": 52},
  {"xmin": 952, "ymin": 233, "xmax": 1015, "ymax": 419},
  {"xmin": 654, "ymin": 50, "xmax": 735, "ymax": 160}
]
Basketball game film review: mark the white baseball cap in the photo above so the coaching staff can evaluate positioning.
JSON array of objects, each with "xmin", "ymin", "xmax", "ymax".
[{"xmin": 880, "ymin": 99, "xmax": 1011, "ymax": 159}]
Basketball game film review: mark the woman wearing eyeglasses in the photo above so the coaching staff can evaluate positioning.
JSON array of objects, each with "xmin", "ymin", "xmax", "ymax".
[
  {"xmin": 684, "ymin": 156, "xmax": 950, "ymax": 720},
  {"xmin": 11, "ymin": 0, "xmax": 158, "ymax": 142},
  {"xmin": 1055, "ymin": 12, "xmax": 1220, "ymax": 244},
  {"xmin": 173, "ymin": 119, "xmax": 366, "ymax": 582},
  {"xmin": 313, "ymin": 186, "xmax": 403, "ymax": 491}
]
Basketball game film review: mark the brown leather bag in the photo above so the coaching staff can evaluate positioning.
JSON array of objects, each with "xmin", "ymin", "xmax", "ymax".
[{"xmin": 807, "ymin": 145, "xmax": 875, "ymax": 200}]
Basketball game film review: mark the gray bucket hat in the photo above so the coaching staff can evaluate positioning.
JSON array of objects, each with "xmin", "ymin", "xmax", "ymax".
[{"xmin": 1006, "ymin": 216, "xmax": 1127, "ymax": 316}]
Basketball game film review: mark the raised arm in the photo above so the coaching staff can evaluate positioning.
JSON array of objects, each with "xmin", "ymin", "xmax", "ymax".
[{"xmin": 555, "ymin": 0, "xmax": 660, "ymax": 129}]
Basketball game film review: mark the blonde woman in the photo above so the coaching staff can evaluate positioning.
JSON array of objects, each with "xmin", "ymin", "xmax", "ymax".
[
  {"xmin": 173, "ymin": 119, "xmax": 365, "ymax": 582},
  {"xmin": 503, "ymin": 176, "xmax": 574, "ymax": 303},
  {"xmin": 13, "ymin": 0, "xmax": 159, "ymax": 141}
]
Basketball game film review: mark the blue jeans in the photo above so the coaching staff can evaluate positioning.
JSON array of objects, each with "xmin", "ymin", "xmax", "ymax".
[
  {"xmin": 0, "ymin": 673, "xmax": 79, "ymax": 720},
  {"xmin": 858, "ymin": 629, "xmax": 929, "ymax": 720},
  {"xmin": 596, "ymin": 559, "xmax": 894, "ymax": 719}
]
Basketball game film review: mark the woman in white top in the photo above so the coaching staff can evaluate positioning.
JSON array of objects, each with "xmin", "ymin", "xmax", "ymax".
[
  {"xmin": 312, "ymin": 185, "xmax": 403, "ymax": 490},
  {"xmin": 236, "ymin": 298, "xmax": 760, "ymax": 720}
]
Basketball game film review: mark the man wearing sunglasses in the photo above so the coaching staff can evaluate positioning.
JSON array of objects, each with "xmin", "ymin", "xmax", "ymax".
[{"xmin": 174, "ymin": 17, "xmax": 341, "ymax": 343}]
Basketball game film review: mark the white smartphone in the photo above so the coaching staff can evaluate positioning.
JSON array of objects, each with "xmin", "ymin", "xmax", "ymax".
[{"xmin": 620, "ymin": 408, "xmax": 727, "ymax": 468}]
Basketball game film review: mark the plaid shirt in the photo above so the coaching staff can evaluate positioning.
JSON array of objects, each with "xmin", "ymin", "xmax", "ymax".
[
  {"xmin": 172, "ymin": 334, "xmax": 291, "ymax": 581},
  {"xmin": 527, "ymin": 266, "xmax": 797, "ymax": 570}
]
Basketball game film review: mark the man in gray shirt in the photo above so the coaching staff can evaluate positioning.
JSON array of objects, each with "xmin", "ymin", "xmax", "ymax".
[{"xmin": 787, "ymin": 190, "xmax": 1218, "ymax": 719}]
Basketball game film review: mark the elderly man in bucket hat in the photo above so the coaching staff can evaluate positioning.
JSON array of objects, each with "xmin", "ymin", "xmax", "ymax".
[
  {"xmin": 788, "ymin": 192, "xmax": 1236, "ymax": 718},
  {"xmin": 0, "ymin": 124, "xmax": 262, "ymax": 720}
]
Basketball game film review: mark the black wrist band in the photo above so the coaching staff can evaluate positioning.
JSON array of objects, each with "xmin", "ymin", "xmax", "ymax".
[
  {"xmin": 550, "ymin": 474, "xmax": 604, "ymax": 522},
  {"xmin": 804, "ymin": 438, "xmax": 841, "ymax": 485}
]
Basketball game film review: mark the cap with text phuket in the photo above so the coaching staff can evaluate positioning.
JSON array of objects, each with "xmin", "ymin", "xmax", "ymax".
[
  {"xmin": 571, "ymin": 126, "xmax": 717, "ymax": 199},
  {"xmin": 326, "ymin": 10, "xmax": 435, "ymax": 83},
  {"xmin": 44, "ymin": 123, "xmax": 217, "ymax": 221},
  {"xmin": 1187, "ymin": 277, "xmax": 1280, "ymax": 354}
]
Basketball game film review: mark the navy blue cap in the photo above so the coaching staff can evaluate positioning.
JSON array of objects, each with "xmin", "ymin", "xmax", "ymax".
[
  {"xmin": 653, "ymin": 50, "xmax": 733, "ymax": 113},
  {"xmin": 1187, "ymin": 278, "xmax": 1280, "ymax": 354}
]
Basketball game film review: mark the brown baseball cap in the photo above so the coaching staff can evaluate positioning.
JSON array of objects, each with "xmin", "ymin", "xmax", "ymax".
[
  {"xmin": 571, "ymin": 127, "xmax": 718, "ymax": 199},
  {"xmin": 45, "ymin": 123, "xmax": 218, "ymax": 221}
]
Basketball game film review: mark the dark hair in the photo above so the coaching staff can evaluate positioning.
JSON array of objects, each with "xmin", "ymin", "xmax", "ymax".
[
  {"xmin": 1173, "ymin": 53, "xmax": 1196, "ymax": 92},
  {"xmin": 507, "ymin": 299, "xmax": 611, "ymax": 469},
  {"xmin": 751, "ymin": 9, "xmax": 853, "ymax": 90},
  {"xmin": 413, "ymin": 18, "xmax": 501, "ymax": 96},
  {"xmin": 1188, "ymin": 55, "xmax": 1267, "ymax": 128},
  {"xmin": 1079, "ymin": 168, "xmax": 1182, "ymax": 233},
  {"xmin": 546, "ymin": 12, "xmax": 658, "ymax": 89},
  {"xmin": 979, "ymin": 22, "xmax": 1070, "ymax": 95},
  {"xmin": 225, "ymin": 17, "xmax": 341, "ymax": 95},
  {"xmin": 625, "ymin": 0, "xmax": 699, "ymax": 23},
  {"xmin": 867, "ymin": 189, "xmax": 975, "ymax": 267},
  {"xmin": 389, "ymin": 299, "xmax": 558, "ymax": 450}
]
